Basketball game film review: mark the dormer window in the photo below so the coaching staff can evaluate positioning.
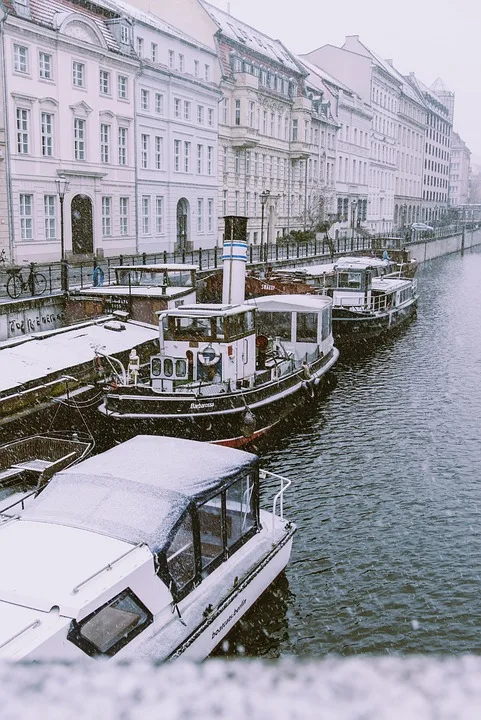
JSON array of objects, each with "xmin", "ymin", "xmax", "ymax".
[
  {"xmin": 120, "ymin": 25, "xmax": 129, "ymax": 45},
  {"xmin": 14, "ymin": 0, "xmax": 30, "ymax": 18}
]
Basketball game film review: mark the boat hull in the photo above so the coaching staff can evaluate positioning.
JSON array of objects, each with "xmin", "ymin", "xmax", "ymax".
[
  {"xmin": 98, "ymin": 348, "xmax": 339, "ymax": 447},
  {"xmin": 333, "ymin": 298, "xmax": 417, "ymax": 345}
]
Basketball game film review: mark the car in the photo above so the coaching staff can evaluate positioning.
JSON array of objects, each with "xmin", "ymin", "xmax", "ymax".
[{"xmin": 411, "ymin": 222, "xmax": 434, "ymax": 231}]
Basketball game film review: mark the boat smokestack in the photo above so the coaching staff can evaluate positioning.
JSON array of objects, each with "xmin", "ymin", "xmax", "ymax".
[{"xmin": 222, "ymin": 216, "xmax": 248, "ymax": 305}]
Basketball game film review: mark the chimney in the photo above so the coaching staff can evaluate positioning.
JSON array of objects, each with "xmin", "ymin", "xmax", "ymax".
[{"xmin": 222, "ymin": 216, "xmax": 248, "ymax": 305}]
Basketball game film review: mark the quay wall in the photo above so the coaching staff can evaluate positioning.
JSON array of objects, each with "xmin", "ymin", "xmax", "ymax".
[{"xmin": 409, "ymin": 227, "xmax": 481, "ymax": 263}]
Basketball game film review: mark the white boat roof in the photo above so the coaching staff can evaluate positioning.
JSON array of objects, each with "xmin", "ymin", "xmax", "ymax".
[
  {"xmin": 160, "ymin": 303, "xmax": 254, "ymax": 318},
  {"xmin": 0, "ymin": 319, "xmax": 158, "ymax": 394},
  {"xmin": 80, "ymin": 287, "xmax": 194, "ymax": 298},
  {"xmin": 371, "ymin": 277, "xmax": 412, "ymax": 291},
  {"xmin": 23, "ymin": 436, "xmax": 258, "ymax": 554},
  {"xmin": 113, "ymin": 264, "xmax": 198, "ymax": 272},
  {"xmin": 334, "ymin": 256, "xmax": 392, "ymax": 270},
  {"xmin": 247, "ymin": 295, "xmax": 332, "ymax": 312},
  {"xmin": 285, "ymin": 263, "xmax": 336, "ymax": 276}
]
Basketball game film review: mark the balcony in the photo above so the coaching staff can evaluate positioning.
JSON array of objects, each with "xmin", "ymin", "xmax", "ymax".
[
  {"xmin": 290, "ymin": 140, "xmax": 310, "ymax": 159},
  {"xmin": 230, "ymin": 125, "xmax": 260, "ymax": 149},
  {"xmin": 233, "ymin": 72, "xmax": 259, "ymax": 90}
]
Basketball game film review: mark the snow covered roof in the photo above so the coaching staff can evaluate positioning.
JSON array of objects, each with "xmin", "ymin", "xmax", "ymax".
[
  {"xmin": 200, "ymin": 0, "xmax": 302, "ymax": 74},
  {"xmin": 247, "ymin": 295, "xmax": 332, "ymax": 312},
  {"xmin": 24, "ymin": 436, "xmax": 258, "ymax": 553},
  {"xmin": 335, "ymin": 256, "xmax": 392, "ymax": 270},
  {"xmin": 164, "ymin": 303, "xmax": 254, "ymax": 317},
  {"xmin": 113, "ymin": 264, "xmax": 198, "ymax": 272},
  {"xmin": 0, "ymin": 319, "xmax": 158, "ymax": 394}
]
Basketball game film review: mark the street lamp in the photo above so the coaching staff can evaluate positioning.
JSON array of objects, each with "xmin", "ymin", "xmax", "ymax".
[
  {"xmin": 260, "ymin": 189, "xmax": 270, "ymax": 267},
  {"xmin": 55, "ymin": 178, "xmax": 70, "ymax": 292},
  {"xmin": 351, "ymin": 199, "xmax": 357, "ymax": 241}
]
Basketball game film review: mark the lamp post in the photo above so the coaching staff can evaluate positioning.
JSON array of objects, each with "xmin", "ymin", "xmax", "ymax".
[
  {"xmin": 55, "ymin": 178, "xmax": 70, "ymax": 292},
  {"xmin": 351, "ymin": 199, "xmax": 357, "ymax": 242},
  {"xmin": 260, "ymin": 189, "xmax": 270, "ymax": 267}
]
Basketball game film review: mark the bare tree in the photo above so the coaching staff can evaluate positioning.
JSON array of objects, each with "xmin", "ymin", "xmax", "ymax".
[{"xmin": 296, "ymin": 186, "xmax": 337, "ymax": 233}]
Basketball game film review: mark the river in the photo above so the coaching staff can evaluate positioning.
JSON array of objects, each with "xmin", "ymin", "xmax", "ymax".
[{"xmin": 216, "ymin": 246, "xmax": 481, "ymax": 658}]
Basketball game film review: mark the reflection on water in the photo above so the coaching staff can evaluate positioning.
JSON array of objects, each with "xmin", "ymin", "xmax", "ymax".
[{"xmin": 222, "ymin": 247, "xmax": 481, "ymax": 658}]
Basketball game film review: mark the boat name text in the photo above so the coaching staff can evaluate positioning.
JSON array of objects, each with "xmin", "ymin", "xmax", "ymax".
[
  {"xmin": 190, "ymin": 402, "xmax": 215, "ymax": 410},
  {"xmin": 211, "ymin": 598, "xmax": 247, "ymax": 639}
]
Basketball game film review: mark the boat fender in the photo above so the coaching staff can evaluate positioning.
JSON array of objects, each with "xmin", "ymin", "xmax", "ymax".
[
  {"xmin": 301, "ymin": 380, "xmax": 315, "ymax": 400},
  {"xmin": 94, "ymin": 354, "xmax": 104, "ymax": 378},
  {"xmin": 241, "ymin": 409, "xmax": 256, "ymax": 437},
  {"xmin": 302, "ymin": 362, "xmax": 311, "ymax": 380},
  {"xmin": 313, "ymin": 377, "xmax": 321, "ymax": 387},
  {"xmin": 198, "ymin": 345, "xmax": 220, "ymax": 367}
]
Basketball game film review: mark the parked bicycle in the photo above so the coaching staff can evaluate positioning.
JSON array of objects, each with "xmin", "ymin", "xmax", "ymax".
[{"xmin": 6, "ymin": 262, "xmax": 47, "ymax": 299}]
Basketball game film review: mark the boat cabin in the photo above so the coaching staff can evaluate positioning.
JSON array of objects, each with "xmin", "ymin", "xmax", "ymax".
[{"xmin": 330, "ymin": 257, "xmax": 401, "ymax": 310}]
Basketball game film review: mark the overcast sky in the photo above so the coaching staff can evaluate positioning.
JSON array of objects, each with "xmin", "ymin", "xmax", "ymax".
[{"xmin": 208, "ymin": 0, "xmax": 481, "ymax": 162}]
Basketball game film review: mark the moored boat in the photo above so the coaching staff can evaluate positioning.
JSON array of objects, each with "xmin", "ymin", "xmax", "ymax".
[{"xmin": 0, "ymin": 435, "xmax": 295, "ymax": 661}]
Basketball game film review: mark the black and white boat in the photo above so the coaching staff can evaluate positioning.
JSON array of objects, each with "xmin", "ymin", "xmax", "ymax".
[
  {"xmin": 0, "ymin": 435, "xmax": 295, "ymax": 661},
  {"xmin": 98, "ymin": 219, "xmax": 339, "ymax": 447},
  {"xmin": 327, "ymin": 256, "xmax": 418, "ymax": 345}
]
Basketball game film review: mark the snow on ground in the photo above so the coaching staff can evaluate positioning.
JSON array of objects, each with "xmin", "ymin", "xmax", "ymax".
[{"xmin": 1, "ymin": 656, "xmax": 481, "ymax": 719}]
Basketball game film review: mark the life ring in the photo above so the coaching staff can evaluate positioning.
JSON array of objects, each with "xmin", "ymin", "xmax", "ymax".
[
  {"xmin": 198, "ymin": 345, "xmax": 220, "ymax": 367},
  {"xmin": 301, "ymin": 380, "xmax": 315, "ymax": 400}
]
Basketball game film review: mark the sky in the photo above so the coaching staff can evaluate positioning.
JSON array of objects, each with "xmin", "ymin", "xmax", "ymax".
[{"xmin": 207, "ymin": 0, "xmax": 481, "ymax": 163}]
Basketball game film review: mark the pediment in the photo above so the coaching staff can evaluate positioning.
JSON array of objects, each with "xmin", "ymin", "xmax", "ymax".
[
  {"xmin": 69, "ymin": 101, "xmax": 93, "ymax": 117},
  {"xmin": 11, "ymin": 92, "xmax": 36, "ymax": 105},
  {"xmin": 99, "ymin": 110, "xmax": 115, "ymax": 120},
  {"xmin": 54, "ymin": 12, "xmax": 108, "ymax": 49},
  {"xmin": 39, "ymin": 97, "xmax": 59, "ymax": 108}
]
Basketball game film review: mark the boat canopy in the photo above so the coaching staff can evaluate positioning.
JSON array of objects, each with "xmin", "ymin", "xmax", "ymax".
[
  {"xmin": 246, "ymin": 294, "xmax": 332, "ymax": 313},
  {"xmin": 23, "ymin": 436, "xmax": 258, "ymax": 555}
]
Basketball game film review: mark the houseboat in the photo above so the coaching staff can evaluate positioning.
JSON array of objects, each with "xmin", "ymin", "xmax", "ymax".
[
  {"xmin": 0, "ymin": 435, "xmax": 295, "ymax": 661},
  {"xmin": 98, "ymin": 221, "xmax": 339, "ymax": 447}
]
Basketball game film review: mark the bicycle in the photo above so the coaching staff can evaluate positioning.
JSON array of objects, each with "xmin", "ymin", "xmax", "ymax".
[{"xmin": 6, "ymin": 262, "xmax": 47, "ymax": 299}]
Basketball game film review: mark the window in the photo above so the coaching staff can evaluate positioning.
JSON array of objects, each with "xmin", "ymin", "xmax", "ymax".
[
  {"xmin": 13, "ymin": 44, "xmax": 28, "ymax": 73},
  {"xmin": 102, "ymin": 197, "xmax": 112, "ymax": 236},
  {"xmin": 16, "ymin": 108, "xmax": 29, "ymax": 154},
  {"xmin": 141, "ymin": 134, "xmax": 149, "ymax": 169},
  {"xmin": 74, "ymin": 118, "xmax": 85, "ymax": 160},
  {"xmin": 292, "ymin": 119, "xmax": 298, "ymax": 141},
  {"xmin": 208, "ymin": 198, "xmax": 214, "ymax": 232},
  {"xmin": 296, "ymin": 312, "xmax": 317, "ymax": 342},
  {"xmin": 197, "ymin": 144, "xmax": 203, "ymax": 174},
  {"xmin": 155, "ymin": 196, "xmax": 163, "ymax": 234},
  {"xmin": 155, "ymin": 93, "xmax": 164, "ymax": 114},
  {"xmin": 197, "ymin": 105, "xmax": 204, "ymax": 124},
  {"xmin": 144, "ymin": 132, "xmax": 158, "ymax": 172},
  {"xmin": 178, "ymin": 54, "xmax": 184, "ymax": 72},
  {"xmin": 99, "ymin": 70, "xmax": 110, "ymax": 95},
  {"xmin": 67, "ymin": 589, "xmax": 151, "ymax": 658},
  {"xmin": 39, "ymin": 52, "xmax": 52, "ymax": 80},
  {"xmin": 119, "ymin": 197, "xmax": 129, "ymax": 235},
  {"xmin": 118, "ymin": 126, "xmax": 127, "ymax": 165},
  {"xmin": 118, "ymin": 75, "xmax": 128, "ymax": 99},
  {"xmin": 225, "ymin": 475, "xmax": 256, "ymax": 551},
  {"xmin": 222, "ymin": 146, "xmax": 228, "ymax": 173},
  {"xmin": 194, "ymin": 60, "xmax": 199, "ymax": 78},
  {"xmin": 223, "ymin": 190, "xmax": 227, "ymax": 216},
  {"xmin": 235, "ymin": 99, "xmax": 241, "ymax": 126},
  {"xmin": 44, "ymin": 195, "xmax": 56, "ymax": 240},
  {"xmin": 249, "ymin": 101, "xmax": 255, "ymax": 128},
  {"xmin": 246, "ymin": 151, "xmax": 250, "ymax": 175},
  {"xmin": 174, "ymin": 139, "xmax": 181, "ymax": 171},
  {"xmin": 19, "ymin": 194, "xmax": 33, "ymax": 240},
  {"xmin": 262, "ymin": 110, "xmax": 267, "ymax": 134},
  {"xmin": 207, "ymin": 146, "xmax": 213, "ymax": 176},
  {"xmin": 235, "ymin": 190, "xmax": 239, "ymax": 215},
  {"xmin": 197, "ymin": 198, "xmax": 204, "ymax": 232},
  {"xmin": 166, "ymin": 513, "xmax": 196, "ymax": 597},
  {"xmin": 184, "ymin": 100, "xmax": 191, "ymax": 121},
  {"xmin": 184, "ymin": 141, "xmax": 190, "ymax": 172},
  {"xmin": 174, "ymin": 98, "xmax": 181, "ymax": 118},
  {"xmin": 142, "ymin": 196, "xmax": 150, "ymax": 234},
  {"xmin": 207, "ymin": 108, "xmax": 214, "ymax": 127},
  {"xmin": 120, "ymin": 25, "xmax": 129, "ymax": 44},
  {"xmin": 151, "ymin": 42, "xmax": 157, "ymax": 62},
  {"xmin": 40, "ymin": 112, "xmax": 52, "ymax": 157},
  {"xmin": 141, "ymin": 89, "xmax": 149, "ymax": 111},
  {"xmin": 222, "ymin": 98, "xmax": 228, "ymax": 124},
  {"xmin": 204, "ymin": 64, "xmax": 210, "ymax": 81},
  {"xmin": 136, "ymin": 37, "xmax": 144, "ymax": 57},
  {"xmin": 100, "ymin": 123, "xmax": 110, "ymax": 163},
  {"xmin": 72, "ymin": 61, "xmax": 85, "ymax": 88},
  {"xmin": 168, "ymin": 50, "xmax": 174, "ymax": 69}
]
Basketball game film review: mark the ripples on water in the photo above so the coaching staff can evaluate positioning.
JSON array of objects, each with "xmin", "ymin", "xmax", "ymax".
[{"xmin": 218, "ymin": 247, "xmax": 481, "ymax": 659}]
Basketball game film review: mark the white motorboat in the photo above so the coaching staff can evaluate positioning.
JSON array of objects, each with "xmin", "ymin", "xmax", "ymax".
[{"xmin": 0, "ymin": 435, "xmax": 295, "ymax": 661}]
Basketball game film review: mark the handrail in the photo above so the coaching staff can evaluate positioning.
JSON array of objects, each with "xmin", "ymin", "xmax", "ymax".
[
  {"xmin": 0, "ymin": 620, "xmax": 40, "ymax": 651},
  {"xmin": 71, "ymin": 542, "xmax": 146, "ymax": 595},
  {"xmin": 259, "ymin": 468, "xmax": 292, "ymax": 541}
]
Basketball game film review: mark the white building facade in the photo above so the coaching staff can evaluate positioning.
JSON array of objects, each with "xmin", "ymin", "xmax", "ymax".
[{"xmin": 449, "ymin": 132, "xmax": 471, "ymax": 208}]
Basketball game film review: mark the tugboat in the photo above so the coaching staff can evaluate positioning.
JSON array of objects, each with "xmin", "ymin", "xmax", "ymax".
[
  {"xmin": 98, "ymin": 217, "xmax": 339, "ymax": 447},
  {"xmin": 0, "ymin": 435, "xmax": 295, "ymax": 661}
]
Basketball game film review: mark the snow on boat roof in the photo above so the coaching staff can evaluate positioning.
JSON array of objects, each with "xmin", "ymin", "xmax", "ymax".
[
  {"xmin": 0, "ymin": 319, "xmax": 158, "ymax": 394},
  {"xmin": 113, "ymin": 264, "xmax": 198, "ymax": 272},
  {"xmin": 160, "ymin": 303, "xmax": 254, "ymax": 317},
  {"xmin": 23, "ymin": 436, "xmax": 258, "ymax": 554},
  {"xmin": 247, "ymin": 295, "xmax": 332, "ymax": 312},
  {"xmin": 372, "ymin": 277, "xmax": 412, "ymax": 290},
  {"xmin": 334, "ymin": 256, "xmax": 391, "ymax": 269},
  {"xmin": 80, "ymin": 287, "xmax": 193, "ymax": 298}
]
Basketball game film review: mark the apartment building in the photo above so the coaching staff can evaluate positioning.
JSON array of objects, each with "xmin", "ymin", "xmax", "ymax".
[{"xmin": 449, "ymin": 132, "xmax": 471, "ymax": 208}]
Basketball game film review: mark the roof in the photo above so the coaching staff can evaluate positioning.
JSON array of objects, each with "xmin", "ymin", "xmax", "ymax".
[
  {"xmin": 162, "ymin": 303, "xmax": 254, "ymax": 317},
  {"xmin": 0, "ymin": 318, "xmax": 158, "ymax": 394},
  {"xmin": 335, "ymin": 256, "xmax": 392, "ymax": 270},
  {"xmin": 23, "ymin": 436, "xmax": 258, "ymax": 554},
  {"xmin": 200, "ymin": 0, "xmax": 302, "ymax": 74},
  {"xmin": 247, "ymin": 294, "xmax": 332, "ymax": 312},
  {"xmin": 298, "ymin": 55, "xmax": 353, "ymax": 95}
]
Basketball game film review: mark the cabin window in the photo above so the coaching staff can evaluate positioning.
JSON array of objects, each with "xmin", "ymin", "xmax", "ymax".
[
  {"xmin": 175, "ymin": 359, "xmax": 187, "ymax": 377},
  {"xmin": 151, "ymin": 357, "xmax": 161, "ymax": 376},
  {"xmin": 321, "ymin": 308, "xmax": 331, "ymax": 341},
  {"xmin": 214, "ymin": 316, "xmax": 225, "ymax": 339},
  {"xmin": 164, "ymin": 316, "xmax": 213, "ymax": 341},
  {"xmin": 67, "ymin": 589, "xmax": 152, "ymax": 657},
  {"xmin": 296, "ymin": 312, "xmax": 317, "ymax": 342},
  {"xmin": 167, "ymin": 513, "xmax": 196, "ymax": 594},
  {"xmin": 198, "ymin": 496, "xmax": 225, "ymax": 576},
  {"xmin": 337, "ymin": 271, "xmax": 362, "ymax": 290},
  {"xmin": 245, "ymin": 311, "xmax": 255, "ymax": 332},
  {"xmin": 164, "ymin": 358, "xmax": 174, "ymax": 377},
  {"xmin": 256, "ymin": 311, "xmax": 291, "ymax": 341},
  {"xmin": 226, "ymin": 473, "xmax": 256, "ymax": 551}
]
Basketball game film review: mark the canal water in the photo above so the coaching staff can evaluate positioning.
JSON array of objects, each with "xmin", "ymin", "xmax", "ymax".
[{"xmin": 217, "ymin": 245, "xmax": 481, "ymax": 658}]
